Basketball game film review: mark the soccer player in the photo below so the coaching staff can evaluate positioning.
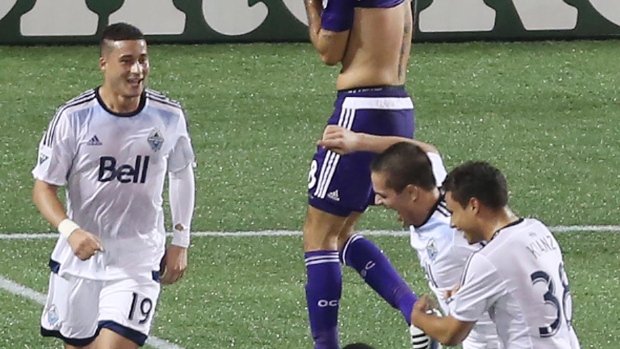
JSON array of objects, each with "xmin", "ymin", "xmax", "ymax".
[
  {"xmin": 302, "ymin": 1, "xmax": 420, "ymax": 348},
  {"xmin": 411, "ymin": 162, "xmax": 581, "ymax": 349},
  {"xmin": 319, "ymin": 125, "xmax": 501, "ymax": 349},
  {"xmin": 32, "ymin": 23, "xmax": 195, "ymax": 349}
]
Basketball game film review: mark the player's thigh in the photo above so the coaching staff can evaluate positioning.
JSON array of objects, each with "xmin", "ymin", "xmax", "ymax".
[
  {"xmin": 303, "ymin": 205, "xmax": 349, "ymax": 250},
  {"xmin": 41, "ymin": 273, "xmax": 101, "ymax": 347},
  {"xmin": 94, "ymin": 328, "xmax": 140, "ymax": 349},
  {"xmin": 98, "ymin": 275, "xmax": 161, "ymax": 347},
  {"xmin": 337, "ymin": 211, "xmax": 364, "ymax": 249}
]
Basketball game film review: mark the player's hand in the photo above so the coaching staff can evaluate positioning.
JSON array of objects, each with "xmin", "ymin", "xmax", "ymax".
[
  {"xmin": 411, "ymin": 294, "xmax": 438, "ymax": 326},
  {"xmin": 317, "ymin": 125, "xmax": 361, "ymax": 155},
  {"xmin": 444, "ymin": 284, "xmax": 461, "ymax": 300},
  {"xmin": 67, "ymin": 229, "xmax": 103, "ymax": 261},
  {"xmin": 160, "ymin": 245, "xmax": 188, "ymax": 285}
]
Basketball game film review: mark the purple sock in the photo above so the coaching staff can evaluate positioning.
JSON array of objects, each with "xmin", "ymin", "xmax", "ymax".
[
  {"xmin": 305, "ymin": 250, "xmax": 342, "ymax": 349},
  {"xmin": 340, "ymin": 234, "xmax": 417, "ymax": 325}
]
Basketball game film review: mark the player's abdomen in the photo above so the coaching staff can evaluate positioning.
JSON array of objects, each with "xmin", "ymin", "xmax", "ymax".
[{"xmin": 337, "ymin": 2, "xmax": 412, "ymax": 90}]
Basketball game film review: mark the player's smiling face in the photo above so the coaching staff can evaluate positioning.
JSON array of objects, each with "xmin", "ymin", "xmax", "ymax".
[
  {"xmin": 100, "ymin": 39, "xmax": 149, "ymax": 98},
  {"xmin": 371, "ymin": 171, "xmax": 416, "ymax": 226},
  {"xmin": 445, "ymin": 191, "xmax": 482, "ymax": 244}
]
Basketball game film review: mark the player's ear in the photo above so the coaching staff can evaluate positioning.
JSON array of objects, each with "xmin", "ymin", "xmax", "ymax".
[
  {"xmin": 99, "ymin": 56, "xmax": 106, "ymax": 72},
  {"xmin": 405, "ymin": 184, "xmax": 419, "ymax": 202},
  {"xmin": 468, "ymin": 197, "xmax": 479, "ymax": 214}
]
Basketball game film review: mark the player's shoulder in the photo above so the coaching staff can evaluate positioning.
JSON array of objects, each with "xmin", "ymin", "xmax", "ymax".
[
  {"xmin": 56, "ymin": 89, "xmax": 97, "ymax": 115},
  {"xmin": 145, "ymin": 88, "xmax": 184, "ymax": 113}
]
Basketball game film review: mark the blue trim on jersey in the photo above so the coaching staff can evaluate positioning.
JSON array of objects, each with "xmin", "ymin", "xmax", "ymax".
[
  {"xmin": 49, "ymin": 259, "xmax": 60, "ymax": 274},
  {"xmin": 41, "ymin": 327, "xmax": 97, "ymax": 346},
  {"xmin": 95, "ymin": 87, "xmax": 146, "ymax": 118},
  {"xmin": 50, "ymin": 259, "xmax": 159, "ymax": 282},
  {"xmin": 99, "ymin": 320, "xmax": 148, "ymax": 346}
]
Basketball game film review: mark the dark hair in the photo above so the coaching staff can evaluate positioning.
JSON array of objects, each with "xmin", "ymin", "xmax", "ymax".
[
  {"xmin": 343, "ymin": 343, "xmax": 376, "ymax": 349},
  {"xmin": 370, "ymin": 142, "xmax": 436, "ymax": 192},
  {"xmin": 100, "ymin": 22, "xmax": 145, "ymax": 54},
  {"xmin": 442, "ymin": 161, "xmax": 508, "ymax": 209}
]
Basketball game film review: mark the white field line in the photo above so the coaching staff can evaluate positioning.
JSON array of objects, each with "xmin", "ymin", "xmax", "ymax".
[
  {"xmin": 0, "ymin": 275, "xmax": 185, "ymax": 349},
  {"xmin": 0, "ymin": 225, "xmax": 619, "ymax": 240}
]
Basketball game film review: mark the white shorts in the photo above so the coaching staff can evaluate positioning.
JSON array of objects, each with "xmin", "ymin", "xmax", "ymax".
[{"xmin": 41, "ymin": 272, "xmax": 161, "ymax": 347}]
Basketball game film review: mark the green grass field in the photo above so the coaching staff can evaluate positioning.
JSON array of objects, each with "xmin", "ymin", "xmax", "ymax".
[{"xmin": 0, "ymin": 40, "xmax": 619, "ymax": 348}]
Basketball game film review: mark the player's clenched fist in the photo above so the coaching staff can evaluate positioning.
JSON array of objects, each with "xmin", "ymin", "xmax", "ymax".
[
  {"xmin": 67, "ymin": 229, "xmax": 104, "ymax": 261},
  {"xmin": 317, "ymin": 125, "xmax": 361, "ymax": 155}
]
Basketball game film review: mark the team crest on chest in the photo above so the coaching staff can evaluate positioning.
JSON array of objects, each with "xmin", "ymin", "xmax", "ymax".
[
  {"xmin": 426, "ymin": 239, "xmax": 438, "ymax": 261},
  {"xmin": 148, "ymin": 129, "xmax": 164, "ymax": 152}
]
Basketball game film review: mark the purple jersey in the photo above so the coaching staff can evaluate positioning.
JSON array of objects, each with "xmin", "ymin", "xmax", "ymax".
[
  {"xmin": 321, "ymin": 0, "xmax": 406, "ymax": 32},
  {"xmin": 308, "ymin": 85, "xmax": 414, "ymax": 216}
]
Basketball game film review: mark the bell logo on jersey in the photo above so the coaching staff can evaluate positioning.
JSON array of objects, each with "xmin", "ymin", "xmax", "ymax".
[{"xmin": 98, "ymin": 156, "xmax": 150, "ymax": 183}]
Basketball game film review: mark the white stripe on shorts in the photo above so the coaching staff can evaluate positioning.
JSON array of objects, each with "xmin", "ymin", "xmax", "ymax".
[
  {"xmin": 314, "ymin": 106, "xmax": 356, "ymax": 198},
  {"xmin": 342, "ymin": 97, "xmax": 413, "ymax": 110}
]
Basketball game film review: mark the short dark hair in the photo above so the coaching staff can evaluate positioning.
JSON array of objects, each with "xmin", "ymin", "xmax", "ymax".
[
  {"xmin": 442, "ymin": 161, "xmax": 508, "ymax": 209},
  {"xmin": 370, "ymin": 142, "xmax": 436, "ymax": 192},
  {"xmin": 100, "ymin": 22, "xmax": 145, "ymax": 54},
  {"xmin": 343, "ymin": 343, "xmax": 376, "ymax": 349}
]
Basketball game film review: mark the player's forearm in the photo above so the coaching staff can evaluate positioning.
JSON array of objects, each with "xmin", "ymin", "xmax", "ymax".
[
  {"xmin": 412, "ymin": 313, "xmax": 470, "ymax": 346},
  {"xmin": 169, "ymin": 164, "xmax": 195, "ymax": 247},
  {"xmin": 304, "ymin": 0, "xmax": 323, "ymax": 50},
  {"xmin": 32, "ymin": 180, "xmax": 68, "ymax": 228},
  {"xmin": 357, "ymin": 134, "xmax": 438, "ymax": 154}
]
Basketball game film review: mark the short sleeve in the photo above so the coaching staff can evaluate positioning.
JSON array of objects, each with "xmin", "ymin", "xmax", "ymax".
[
  {"xmin": 167, "ymin": 111, "xmax": 195, "ymax": 173},
  {"xmin": 321, "ymin": 0, "xmax": 355, "ymax": 32},
  {"xmin": 426, "ymin": 152, "xmax": 447, "ymax": 187},
  {"xmin": 32, "ymin": 110, "xmax": 76, "ymax": 186},
  {"xmin": 449, "ymin": 253, "xmax": 505, "ymax": 322}
]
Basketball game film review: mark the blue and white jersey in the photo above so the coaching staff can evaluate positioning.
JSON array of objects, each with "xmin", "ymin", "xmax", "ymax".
[
  {"xmin": 450, "ymin": 219, "xmax": 581, "ymax": 349},
  {"xmin": 32, "ymin": 88, "xmax": 195, "ymax": 280},
  {"xmin": 410, "ymin": 152, "xmax": 500, "ymax": 348}
]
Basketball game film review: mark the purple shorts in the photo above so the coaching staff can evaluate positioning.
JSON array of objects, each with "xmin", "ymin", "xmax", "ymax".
[{"xmin": 308, "ymin": 85, "xmax": 415, "ymax": 216}]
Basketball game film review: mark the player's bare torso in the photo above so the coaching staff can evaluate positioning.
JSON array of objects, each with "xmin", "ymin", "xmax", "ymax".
[{"xmin": 337, "ymin": 0, "xmax": 412, "ymax": 90}]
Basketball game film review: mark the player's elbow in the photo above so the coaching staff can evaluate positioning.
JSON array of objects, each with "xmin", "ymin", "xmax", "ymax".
[{"xmin": 319, "ymin": 52, "xmax": 341, "ymax": 66}]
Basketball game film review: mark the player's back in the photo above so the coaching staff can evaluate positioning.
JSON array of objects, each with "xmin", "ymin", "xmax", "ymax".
[
  {"xmin": 338, "ymin": 0, "xmax": 413, "ymax": 89},
  {"xmin": 480, "ymin": 218, "xmax": 581, "ymax": 349}
]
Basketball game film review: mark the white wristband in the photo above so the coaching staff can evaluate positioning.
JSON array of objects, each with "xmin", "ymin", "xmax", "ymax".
[
  {"xmin": 58, "ymin": 219, "xmax": 80, "ymax": 239},
  {"xmin": 171, "ymin": 227, "xmax": 190, "ymax": 248}
]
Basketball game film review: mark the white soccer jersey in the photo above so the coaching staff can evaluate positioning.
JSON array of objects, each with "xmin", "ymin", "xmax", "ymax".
[
  {"xmin": 410, "ymin": 152, "xmax": 499, "ymax": 348},
  {"xmin": 32, "ymin": 88, "xmax": 195, "ymax": 281},
  {"xmin": 449, "ymin": 218, "xmax": 581, "ymax": 349}
]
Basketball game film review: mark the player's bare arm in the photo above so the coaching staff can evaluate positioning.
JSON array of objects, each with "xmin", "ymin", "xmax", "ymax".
[
  {"xmin": 411, "ymin": 295, "xmax": 475, "ymax": 346},
  {"xmin": 161, "ymin": 163, "xmax": 195, "ymax": 285},
  {"xmin": 32, "ymin": 180, "xmax": 103, "ymax": 260},
  {"xmin": 304, "ymin": 0, "xmax": 350, "ymax": 65},
  {"xmin": 318, "ymin": 125, "xmax": 438, "ymax": 155},
  {"xmin": 397, "ymin": 0, "xmax": 413, "ymax": 81}
]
